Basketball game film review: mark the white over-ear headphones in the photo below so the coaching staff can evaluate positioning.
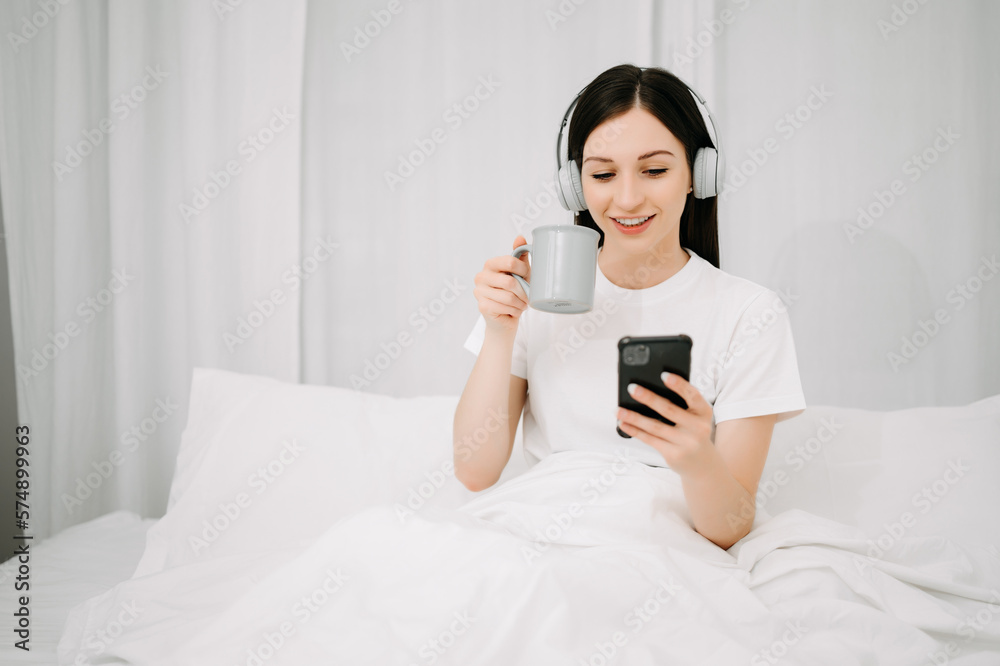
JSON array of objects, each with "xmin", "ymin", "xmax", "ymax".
[{"xmin": 553, "ymin": 73, "xmax": 725, "ymax": 212}]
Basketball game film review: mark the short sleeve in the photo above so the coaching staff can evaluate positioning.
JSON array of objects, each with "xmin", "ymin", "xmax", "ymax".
[
  {"xmin": 712, "ymin": 289, "xmax": 807, "ymax": 424},
  {"xmin": 462, "ymin": 313, "xmax": 528, "ymax": 380}
]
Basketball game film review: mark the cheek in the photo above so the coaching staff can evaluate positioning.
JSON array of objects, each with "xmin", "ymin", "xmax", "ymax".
[
  {"xmin": 581, "ymin": 181, "xmax": 608, "ymax": 210},
  {"xmin": 663, "ymin": 174, "xmax": 692, "ymax": 201}
]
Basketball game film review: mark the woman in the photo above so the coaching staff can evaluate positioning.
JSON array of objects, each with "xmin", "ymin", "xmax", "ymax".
[{"xmin": 456, "ymin": 64, "xmax": 807, "ymax": 550}]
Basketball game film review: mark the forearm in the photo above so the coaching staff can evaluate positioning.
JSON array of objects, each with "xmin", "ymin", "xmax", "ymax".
[
  {"xmin": 680, "ymin": 447, "xmax": 756, "ymax": 550},
  {"xmin": 453, "ymin": 329, "xmax": 515, "ymax": 491}
]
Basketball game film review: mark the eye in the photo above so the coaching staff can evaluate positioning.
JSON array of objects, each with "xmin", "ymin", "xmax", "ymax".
[
  {"xmin": 590, "ymin": 173, "xmax": 614, "ymax": 181},
  {"xmin": 647, "ymin": 169, "xmax": 668, "ymax": 176}
]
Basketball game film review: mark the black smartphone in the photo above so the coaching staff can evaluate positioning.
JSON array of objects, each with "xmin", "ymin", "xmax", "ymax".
[{"xmin": 617, "ymin": 335, "xmax": 693, "ymax": 438}]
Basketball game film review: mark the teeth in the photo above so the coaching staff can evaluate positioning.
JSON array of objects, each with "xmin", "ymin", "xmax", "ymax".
[{"xmin": 615, "ymin": 216, "xmax": 650, "ymax": 227}]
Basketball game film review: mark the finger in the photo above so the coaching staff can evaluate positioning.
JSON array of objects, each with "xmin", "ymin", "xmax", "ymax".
[
  {"xmin": 511, "ymin": 238, "xmax": 531, "ymax": 271},
  {"xmin": 641, "ymin": 378, "xmax": 705, "ymax": 433},
  {"xmin": 618, "ymin": 398, "xmax": 679, "ymax": 444},
  {"xmin": 483, "ymin": 276, "xmax": 528, "ymax": 307},
  {"xmin": 481, "ymin": 267, "xmax": 526, "ymax": 296},
  {"xmin": 475, "ymin": 282, "xmax": 525, "ymax": 317},
  {"xmin": 616, "ymin": 418, "xmax": 672, "ymax": 456},
  {"xmin": 486, "ymin": 255, "xmax": 530, "ymax": 279},
  {"xmin": 625, "ymin": 383, "xmax": 691, "ymax": 429},
  {"xmin": 661, "ymin": 372, "xmax": 712, "ymax": 415},
  {"xmin": 500, "ymin": 272, "xmax": 529, "ymax": 304},
  {"xmin": 484, "ymin": 292, "xmax": 526, "ymax": 317}
]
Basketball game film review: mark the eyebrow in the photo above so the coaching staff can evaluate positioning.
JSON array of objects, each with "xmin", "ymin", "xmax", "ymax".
[{"xmin": 582, "ymin": 149, "xmax": 675, "ymax": 164}]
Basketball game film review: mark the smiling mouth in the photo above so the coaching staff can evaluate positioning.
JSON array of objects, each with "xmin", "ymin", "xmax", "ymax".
[
  {"xmin": 612, "ymin": 215, "xmax": 654, "ymax": 233},
  {"xmin": 613, "ymin": 215, "xmax": 651, "ymax": 227}
]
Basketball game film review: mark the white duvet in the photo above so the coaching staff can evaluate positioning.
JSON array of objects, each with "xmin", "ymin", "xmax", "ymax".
[{"xmin": 58, "ymin": 449, "xmax": 1000, "ymax": 665}]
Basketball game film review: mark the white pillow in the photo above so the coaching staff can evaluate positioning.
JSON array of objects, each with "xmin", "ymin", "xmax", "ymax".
[
  {"xmin": 761, "ymin": 395, "xmax": 1000, "ymax": 549},
  {"xmin": 136, "ymin": 368, "xmax": 529, "ymax": 577}
]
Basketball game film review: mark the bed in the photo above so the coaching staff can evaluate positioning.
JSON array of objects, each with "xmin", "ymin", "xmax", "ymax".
[{"xmin": 2, "ymin": 367, "xmax": 999, "ymax": 664}]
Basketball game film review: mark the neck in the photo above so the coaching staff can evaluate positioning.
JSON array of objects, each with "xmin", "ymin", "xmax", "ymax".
[{"xmin": 599, "ymin": 241, "xmax": 690, "ymax": 290}]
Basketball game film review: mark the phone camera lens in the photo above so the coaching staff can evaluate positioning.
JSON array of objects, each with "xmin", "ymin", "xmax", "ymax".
[{"xmin": 624, "ymin": 344, "xmax": 650, "ymax": 366}]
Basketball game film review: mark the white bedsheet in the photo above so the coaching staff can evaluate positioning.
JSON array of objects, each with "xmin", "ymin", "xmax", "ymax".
[{"xmin": 57, "ymin": 450, "xmax": 1000, "ymax": 665}]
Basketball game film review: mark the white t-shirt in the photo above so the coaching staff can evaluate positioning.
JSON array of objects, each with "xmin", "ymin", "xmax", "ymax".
[{"xmin": 463, "ymin": 246, "xmax": 807, "ymax": 469}]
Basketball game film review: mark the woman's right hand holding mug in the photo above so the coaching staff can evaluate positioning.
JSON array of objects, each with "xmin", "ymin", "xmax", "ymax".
[{"xmin": 473, "ymin": 235, "xmax": 531, "ymax": 336}]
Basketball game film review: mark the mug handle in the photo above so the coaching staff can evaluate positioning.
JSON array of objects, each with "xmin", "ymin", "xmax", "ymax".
[{"xmin": 509, "ymin": 244, "xmax": 531, "ymax": 300}]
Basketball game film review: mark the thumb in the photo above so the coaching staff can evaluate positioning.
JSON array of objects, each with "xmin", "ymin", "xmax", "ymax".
[{"xmin": 512, "ymin": 235, "xmax": 529, "ymax": 268}]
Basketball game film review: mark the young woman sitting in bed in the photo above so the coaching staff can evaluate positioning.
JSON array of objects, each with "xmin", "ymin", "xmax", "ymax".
[
  {"xmin": 456, "ymin": 64, "xmax": 806, "ymax": 550},
  {"xmin": 61, "ymin": 65, "xmax": 995, "ymax": 666}
]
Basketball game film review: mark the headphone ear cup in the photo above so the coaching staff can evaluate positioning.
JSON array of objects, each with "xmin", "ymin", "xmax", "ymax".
[
  {"xmin": 692, "ymin": 147, "xmax": 719, "ymax": 199},
  {"xmin": 567, "ymin": 159, "xmax": 586, "ymax": 211},
  {"xmin": 713, "ymin": 148, "xmax": 725, "ymax": 198},
  {"xmin": 555, "ymin": 161, "xmax": 587, "ymax": 212},
  {"xmin": 554, "ymin": 165, "xmax": 573, "ymax": 211}
]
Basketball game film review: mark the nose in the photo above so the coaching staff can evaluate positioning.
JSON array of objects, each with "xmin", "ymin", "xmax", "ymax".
[{"xmin": 613, "ymin": 172, "xmax": 643, "ymax": 211}]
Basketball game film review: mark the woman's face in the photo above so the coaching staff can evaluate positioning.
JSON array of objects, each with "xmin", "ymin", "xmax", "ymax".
[{"xmin": 580, "ymin": 106, "xmax": 692, "ymax": 260}]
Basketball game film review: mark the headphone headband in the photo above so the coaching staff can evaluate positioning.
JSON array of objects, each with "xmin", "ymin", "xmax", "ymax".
[{"xmin": 555, "ymin": 84, "xmax": 587, "ymax": 172}]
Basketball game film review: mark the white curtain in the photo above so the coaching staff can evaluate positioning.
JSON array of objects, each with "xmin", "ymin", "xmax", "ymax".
[
  {"xmin": 0, "ymin": 0, "xmax": 308, "ymax": 538},
  {"xmin": 1, "ymin": 0, "xmax": 996, "ymax": 538}
]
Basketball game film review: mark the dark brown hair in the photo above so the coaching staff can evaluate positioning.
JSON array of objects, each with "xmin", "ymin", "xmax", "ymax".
[{"xmin": 568, "ymin": 64, "xmax": 720, "ymax": 268}]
